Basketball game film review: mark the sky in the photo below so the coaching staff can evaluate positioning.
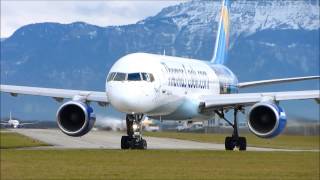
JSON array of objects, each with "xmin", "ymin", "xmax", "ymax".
[{"xmin": 1, "ymin": 0, "xmax": 184, "ymax": 38}]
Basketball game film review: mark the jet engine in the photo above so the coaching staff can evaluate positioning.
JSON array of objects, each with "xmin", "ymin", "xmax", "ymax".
[
  {"xmin": 56, "ymin": 101, "xmax": 96, "ymax": 137},
  {"xmin": 248, "ymin": 102, "xmax": 287, "ymax": 138}
]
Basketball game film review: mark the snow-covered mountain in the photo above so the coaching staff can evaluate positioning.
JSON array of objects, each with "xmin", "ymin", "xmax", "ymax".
[
  {"xmin": 142, "ymin": 0, "xmax": 319, "ymax": 37},
  {"xmin": 1, "ymin": 0, "xmax": 319, "ymax": 120}
]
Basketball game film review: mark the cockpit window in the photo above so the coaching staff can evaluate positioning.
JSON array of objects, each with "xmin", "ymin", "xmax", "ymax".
[
  {"xmin": 113, "ymin": 73, "xmax": 127, "ymax": 81},
  {"xmin": 127, "ymin": 73, "xmax": 141, "ymax": 81},
  {"xmin": 141, "ymin": 73, "xmax": 155, "ymax": 82},
  {"xmin": 108, "ymin": 72, "xmax": 155, "ymax": 82},
  {"xmin": 107, "ymin": 72, "xmax": 116, "ymax": 82}
]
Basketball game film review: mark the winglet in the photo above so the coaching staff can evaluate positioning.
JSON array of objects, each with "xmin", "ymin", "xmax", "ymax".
[{"xmin": 211, "ymin": 0, "xmax": 230, "ymax": 64}]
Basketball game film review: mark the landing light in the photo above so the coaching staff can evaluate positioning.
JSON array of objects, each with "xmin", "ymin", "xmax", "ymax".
[{"xmin": 132, "ymin": 124, "xmax": 138, "ymax": 130}]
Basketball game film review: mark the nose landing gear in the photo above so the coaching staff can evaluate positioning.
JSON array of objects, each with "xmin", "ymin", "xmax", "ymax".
[{"xmin": 121, "ymin": 114, "xmax": 147, "ymax": 150}]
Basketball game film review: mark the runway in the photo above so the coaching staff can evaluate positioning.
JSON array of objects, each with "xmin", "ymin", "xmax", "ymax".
[{"xmin": 11, "ymin": 128, "xmax": 315, "ymax": 152}]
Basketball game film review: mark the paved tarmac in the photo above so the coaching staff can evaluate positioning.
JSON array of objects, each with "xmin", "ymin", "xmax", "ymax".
[{"xmin": 11, "ymin": 128, "xmax": 317, "ymax": 152}]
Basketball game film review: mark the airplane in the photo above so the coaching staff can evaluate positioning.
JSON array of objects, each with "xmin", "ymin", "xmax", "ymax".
[
  {"xmin": 0, "ymin": 0, "xmax": 319, "ymax": 150},
  {"xmin": 0, "ymin": 112, "xmax": 36, "ymax": 128}
]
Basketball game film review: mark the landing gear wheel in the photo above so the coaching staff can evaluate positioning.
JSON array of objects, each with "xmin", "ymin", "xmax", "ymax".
[
  {"xmin": 138, "ymin": 139, "xmax": 147, "ymax": 150},
  {"xmin": 225, "ymin": 136, "xmax": 235, "ymax": 150},
  {"xmin": 238, "ymin": 137, "xmax": 247, "ymax": 151},
  {"xmin": 122, "ymin": 114, "xmax": 148, "ymax": 150},
  {"xmin": 121, "ymin": 136, "xmax": 130, "ymax": 149},
  {"xmin": 216, "ymin": 108, "xmax": 248, "ymax": 151}
]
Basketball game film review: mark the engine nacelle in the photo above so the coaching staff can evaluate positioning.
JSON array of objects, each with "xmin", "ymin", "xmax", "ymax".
[
  {"xmin": 248, "ymin": 102, "xmax": 287, "ymax": 138},
  {"xmin": 56, "ymin": 101, "xmax": 96, "ymax": 137}
]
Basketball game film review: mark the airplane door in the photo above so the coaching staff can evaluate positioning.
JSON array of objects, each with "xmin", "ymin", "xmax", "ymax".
[
  {"xmin": 182, "ymin": 64, "xmax": 189, "ymax": 95},
  {"xmin": 154, "ymin": 62, "xmax": 170, "ymax": 102}
]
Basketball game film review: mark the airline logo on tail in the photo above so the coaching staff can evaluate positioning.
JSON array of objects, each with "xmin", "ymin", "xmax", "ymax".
[{"xmin": 211, "ymin": 0, "xmax": 230, "ymax": 65}]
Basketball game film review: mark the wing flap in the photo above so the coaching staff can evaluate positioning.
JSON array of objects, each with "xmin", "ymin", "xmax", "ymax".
[{"xmin": 0, "ymin": 85, "xmax": 108, "ymax": 103}]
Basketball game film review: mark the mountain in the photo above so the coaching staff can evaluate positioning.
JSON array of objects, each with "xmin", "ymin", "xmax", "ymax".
[{"xmin": 1, "ymin": 0, "xmax": 319, "ymax": 121}]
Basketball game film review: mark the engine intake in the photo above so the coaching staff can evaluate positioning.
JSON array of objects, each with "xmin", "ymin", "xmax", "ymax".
[
  {"xmin": 57, "ymin": 101, "xmax": 96, "ymax": 137},
  {"xmin": 248, "ymin": 102, "xmax": 287, "ymax": 138}
]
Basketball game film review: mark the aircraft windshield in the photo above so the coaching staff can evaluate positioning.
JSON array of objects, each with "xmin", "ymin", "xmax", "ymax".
[
  {"xmin": 127, "ymin": 73, "xmax": 141, "ymax": 81},
  {"xmin": 113, "ymin": 73, "xmax": 127, "ymax": 81},
  {"xmin": 107, "ymin": 72, "xmax": 117, "ymax": 82},
  {"xmin": 108, "ymin": 72, "xmax": 154, "ymax": 82},
  {"xmin": 141, "ymin": 73, "xmax": 154, "ymax": 82}
]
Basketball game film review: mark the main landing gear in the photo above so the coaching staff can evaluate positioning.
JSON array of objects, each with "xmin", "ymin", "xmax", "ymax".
[
  {"xmin": 121, "ymin": 114, "xmax": 147, "ymax": 150},
  {"xmin": 215, "ymin": 107, "xmax": 247, "ymax": 151}
]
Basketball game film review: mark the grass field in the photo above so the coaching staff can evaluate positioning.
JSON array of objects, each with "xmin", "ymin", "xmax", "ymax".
[
  {"xmin": 0, "ymin": 131, "xmax": 48, "ymax": 149},
  {"xmin": 144, "ymin": 131, "xmax": 320, "ymax": 150},
  {"xmin": 1, "ymin": 149, "xmax": 319, "ymax": 180}
]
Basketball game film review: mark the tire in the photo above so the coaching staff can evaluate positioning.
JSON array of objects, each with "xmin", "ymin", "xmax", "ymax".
[
  {"xmin": 142, "ymin": 139, "xmax": 147, "ymax": 150},
  {"xmin": 238, "ymin": 137, "xmax": 247, "ymax": 151},
  {"xmin": 121, "ymin": 136, "xmax": 130, "ymax": 149},
  {"xmin": 138, "ymin": 139, "xmax": 147, "ymax": 150},
  {"xmin": 225, "ymin": 137, "xmax": 234, "ymax": 150}
]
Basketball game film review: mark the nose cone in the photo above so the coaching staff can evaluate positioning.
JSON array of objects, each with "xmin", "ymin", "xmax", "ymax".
[{"xmin": 107, "ymin": 82, "xmax": 154, "ymax": 113}]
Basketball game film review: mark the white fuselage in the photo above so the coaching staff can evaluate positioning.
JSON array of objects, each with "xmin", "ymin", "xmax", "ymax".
[
  {"xmin": 106, "ymin": 53, "xmax": 238, "ymax": 121},
  {"xmin": 7, "ymin": 119, "xmax": 20, "ymax": 128}
]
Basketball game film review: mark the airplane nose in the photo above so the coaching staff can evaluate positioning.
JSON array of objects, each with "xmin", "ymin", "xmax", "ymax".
[{"xmin": 108, "ymin": 83, "xmax": 153, "ymax": 113}]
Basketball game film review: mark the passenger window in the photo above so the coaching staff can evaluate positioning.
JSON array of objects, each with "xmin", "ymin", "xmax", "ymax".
[
  {"xmin": 113, "ymin": 73, "xmax": 127, "ymax": 81},
  {"xmin": 107, "ymin": 72, "xmax": 116, "ymax": 82},
  {"xmin": 127, "ymin": 73, "xmax": 141, "ymax": 81}
]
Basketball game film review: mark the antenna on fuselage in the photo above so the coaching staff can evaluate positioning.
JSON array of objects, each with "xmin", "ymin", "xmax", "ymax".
[{"xmin": 163, "ymin": 49, "xmax": 166, "ymax": 56}]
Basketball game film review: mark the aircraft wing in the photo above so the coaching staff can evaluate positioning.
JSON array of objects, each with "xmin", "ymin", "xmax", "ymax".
[
  {"xmin": 238, "ymin": 76, "xmax": 320, "ymax": 88},
  {"xmin": 0, "ymin": 122, "xmax": 9, "ymax": 125},
  {"xmin": 0, "ymin": 85, "xmax": 108, "ymax": 104},
  {"xmin": 199, "ymin": 90, "xmax": 320, "ymax": 111},
  {"xmin": 20, "ymin": 122, "xmax": 37, "ymax": 125}
]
